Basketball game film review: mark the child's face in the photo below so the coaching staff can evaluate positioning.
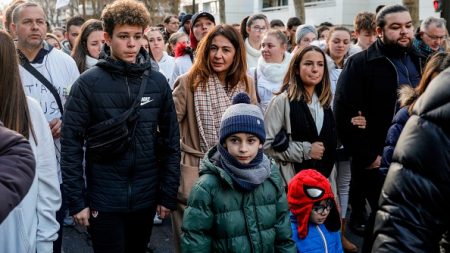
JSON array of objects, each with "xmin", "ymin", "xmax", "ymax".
[
  {"xmin": 309, "ymin": 199, "xmax": 332, "ymax": 225},
  {"xmin": 105, "ymin": 24, "xmax": 144, "ymax": 64},
  {"xmin": 224, "ymin": 133, "xmax": 262, "ymax": 165}
]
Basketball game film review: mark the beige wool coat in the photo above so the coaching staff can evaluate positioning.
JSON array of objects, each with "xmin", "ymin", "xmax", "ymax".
[
  {"xmin": 172, "ymin": 73, "xmax": 258, "ymax": 204},
  {"xmin": 263, "ymin": 92, "xmax": 313, "ymax": 187}
]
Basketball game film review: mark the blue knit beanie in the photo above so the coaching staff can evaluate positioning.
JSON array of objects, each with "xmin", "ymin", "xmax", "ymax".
[{"xmin": 219, "ymin": 93, "xmax": 266, "ymax": 144}]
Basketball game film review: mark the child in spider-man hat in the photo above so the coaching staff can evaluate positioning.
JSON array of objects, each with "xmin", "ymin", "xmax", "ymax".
[{"xmin": 288, "ymin": 169, "xmax": 343, "ymax": 252}]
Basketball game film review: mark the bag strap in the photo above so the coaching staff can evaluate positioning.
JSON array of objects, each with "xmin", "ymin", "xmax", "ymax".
[
  {"xmin": 18, "ymin": 50, "xmax": 64, "ymax": 115},
  {"xmin": 86, "ymin": 69, "xmax": 150, "ymax": 135},
  {"xmin": 133, "ymin": 69, "xmax": 149, "ymax": 109}
]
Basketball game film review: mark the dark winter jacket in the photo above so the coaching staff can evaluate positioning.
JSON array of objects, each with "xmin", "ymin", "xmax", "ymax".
[
  {"xmin": 61, "ymin": 46, "xmax": 180, "ymax": 215},
  {"xmin": 381, "ymin": 85, "xmax": 420, "ymax": 173},
  {"xmin": 380, "ymin": 107, "xmax": 409, "ymax": 172},
  {"xmin": 371, "ymin": 68, "xmax": 450, "ymax": 252},
  {"xmin": 334, "ymin": 38, "xmax": 425, "ymax": 169},
  {"xmin": 0, "ymin": 123, "xmax": 36, "ymax": 223},
  {"xmin": 181, "ymin": 146, "xmax": 296, "ymax": 253},
  {"xmin": 290, "ymin": 214, "xmax": 343, "ymax": 253}
]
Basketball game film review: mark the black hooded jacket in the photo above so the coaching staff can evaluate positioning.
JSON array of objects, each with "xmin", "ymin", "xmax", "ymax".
[
  {"xmin": 371, "ymin": 68, "xmax": 450, "ymax": 252},
  {"xmin": 61, "ymin": 46, "xmax": 180, "ymax": 215}
]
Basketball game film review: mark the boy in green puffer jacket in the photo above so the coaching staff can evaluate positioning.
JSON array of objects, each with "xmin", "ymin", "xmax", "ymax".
[{"xmin": 181, "ymin": 93, "xmax": 296, "ymax": 253}]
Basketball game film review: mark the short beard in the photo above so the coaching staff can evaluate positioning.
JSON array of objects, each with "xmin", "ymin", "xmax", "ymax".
[{"xmin": 382, "ymin": 33, "xmax": 412, "ymax": 50}]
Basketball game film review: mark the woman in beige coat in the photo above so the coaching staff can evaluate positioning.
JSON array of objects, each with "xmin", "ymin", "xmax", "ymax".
[{"xmin": 172, "ymin": 24, "xmax": 257, "ymax": 252}]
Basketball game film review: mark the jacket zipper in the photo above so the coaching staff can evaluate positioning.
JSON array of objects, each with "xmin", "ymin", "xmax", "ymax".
[
  {"xmin": 125, "ymin": 76, "xmax": 131, "ymax": 100},
  {"xmin": 317, "ymin": 225, "xmax": 328, "ymax": 253},
  {"xmin": 242, "ymin": 193, "xmax": 255, "ymax": 253},
  {"xmin": 384, "ymin": 57, "xmax": 400, "ymax": 120},
  {"xmin": 125, "ymin": 75, "xmax": 132, "ymax": 209},
  {"xmin": 252, "ymin": 192, "xmax": 263, "ymax": 251}
]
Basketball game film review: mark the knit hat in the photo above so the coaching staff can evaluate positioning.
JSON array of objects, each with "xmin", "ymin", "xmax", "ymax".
[
  {"xmin": 219, "ymin": 93, "xmax": 265, "ymax": 144},
  {"xmin": 295, "ymin": 24, "xmax": 317, "ymax": 44},
  {"xmin": 287, "ymin": 169, "xmax": 340, "ymax": 239},
  {"xmin": 181, "ymin": 14, "xmax": 193, "ymax": 27},
  {"xmin": 190, "ymin": 11, "xmax": 216, "ymax": 50},
  {"xmin": 191, "ymin": 11, "xmax": 215, "ymax": 27}
]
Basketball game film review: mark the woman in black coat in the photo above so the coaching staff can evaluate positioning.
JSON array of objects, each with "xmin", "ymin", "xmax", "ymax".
[{"xmin": 372, "ymin": 66, "xmax": 450, "ymax": 253}]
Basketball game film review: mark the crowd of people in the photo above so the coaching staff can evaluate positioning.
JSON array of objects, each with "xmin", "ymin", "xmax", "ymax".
[{"xmin": 0, "ymin": 0, "xmax": 449, "ymax": 252}]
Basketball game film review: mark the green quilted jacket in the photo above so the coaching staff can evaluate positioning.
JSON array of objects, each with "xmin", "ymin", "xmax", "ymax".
[{"xmin": 181, "ymin": 146, "xmax": 296, "ymax": 253}]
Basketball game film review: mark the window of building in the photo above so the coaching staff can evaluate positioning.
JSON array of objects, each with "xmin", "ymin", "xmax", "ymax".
[
  {"xmin": 304, "ymin": 0, "xmax": 336, "ymax": 7},
  {"xmin": 263, "ymin": 0, "xmax": 288, "ymax": 9},
  {"xmin": 203, "ymin": 1, "xmax": 218, "ymax": 14}
]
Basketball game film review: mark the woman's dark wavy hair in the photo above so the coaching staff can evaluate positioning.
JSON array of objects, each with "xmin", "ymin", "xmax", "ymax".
[{"xmin": 188, "ymin": 24, "xmax": 250, "ymax": 92}]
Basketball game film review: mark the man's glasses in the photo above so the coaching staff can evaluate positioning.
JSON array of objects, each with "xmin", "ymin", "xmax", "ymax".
[
  {"xmin": 251, "ymin": 26, "xmax": 267, "ymax": 33},
  {"xmin": 424, "ymin": 32, "xmax": 447, "ymax": 42},
  {"xmin": 312, "ymin": 201, "xmax": 333, "ymax": 215}
]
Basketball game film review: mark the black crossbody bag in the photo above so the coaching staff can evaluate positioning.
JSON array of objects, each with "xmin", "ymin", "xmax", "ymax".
[
  {"xmin": 19, "ymin": 53, "xmax": 64, "ymax": 115},
  {"xmin": 85, "ymin": 70, "xmax": 149, "ymax": 162}
]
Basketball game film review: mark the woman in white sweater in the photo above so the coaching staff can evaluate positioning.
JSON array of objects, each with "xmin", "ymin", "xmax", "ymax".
[
  {"xmin": 0, "ymin": 31, "xmax": 61, "ymax": 253},
  {"xmin": 242, "ymin": 14, "xmax": 269, "ymax": 69},
  {"xmin": 146, "ymin": 27, "xmax": 176, "ymax": 88},
  {"xmin": 251, "ymin": 29, "xmax": 291, "ymax": 111}
]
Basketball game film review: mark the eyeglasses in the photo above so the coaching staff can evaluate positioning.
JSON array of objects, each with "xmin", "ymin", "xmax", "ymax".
[
  {"xmin": 251, "ymin": 26, "xmax": 267, "ymax": 33},
  {"xmin": 424, "ymin": 32, "xmax": 447, "ymax": 42},
  {"xmin": 312, "ymin": 201, "xmax": 333, "ymax": 215}
]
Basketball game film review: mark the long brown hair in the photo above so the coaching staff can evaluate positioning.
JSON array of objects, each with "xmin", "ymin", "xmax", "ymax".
[
  {"xmin": 325, "ymin": 26, "xmax": 351, "ymax": 68},
  {"xmin": 0, "ymin": 31, "xmax": 35, "ymax": 139},
  {"xmin": 71, "ymin": 19, "xmax": 103, "ymax": 73},
  {"xmin": 277, "ymin": 45, "xmax": 332, "ymax": 108},
  {"xmin": 188, "ymin": 24, "xmax": 250, "ymax": 92},
  {"xmin": 406, "ymin": 52, "xmax": 450, "ymax": 114}
]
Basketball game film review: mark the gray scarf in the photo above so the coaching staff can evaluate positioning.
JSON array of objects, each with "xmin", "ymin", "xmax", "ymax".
[{"xmin": 217, "ymin": 144, "xmax": 271, "ymax": 191}]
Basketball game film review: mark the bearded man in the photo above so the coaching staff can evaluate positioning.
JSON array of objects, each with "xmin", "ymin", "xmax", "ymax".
[{"xmin": 333, "ymin": 4, "xmax": 426, "ymax": 253}]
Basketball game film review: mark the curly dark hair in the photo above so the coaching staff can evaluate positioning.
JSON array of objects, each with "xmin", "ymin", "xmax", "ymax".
[{"xmin": 101, "ymin": 0, "xmax": 150, "ymax": 36}]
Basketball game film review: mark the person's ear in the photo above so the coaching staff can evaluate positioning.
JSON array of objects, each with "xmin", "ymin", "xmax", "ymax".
[
  {"xmin": 376, "ymin": 26, "xmax": 383, "ymax": 38},
  {"xmin": 10, "ymin": 23, "xmax": 17, "ymax": 35},
  {"xmin": 259, "ymin": 143, "xmax": 263, "ymax": 149},
  {"xmin": 104, "ymin": 32, "xmax": 112, "ymax": 46}
]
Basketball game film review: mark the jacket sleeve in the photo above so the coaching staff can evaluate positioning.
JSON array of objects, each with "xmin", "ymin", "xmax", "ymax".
[
  {"xmin": 157, "ymin": 77, "xmax": 181, "ymax": 210},
  {"xmin": 272, "ymin": 168, "xmax": 297, "ymax": 253},
  {"xmin": 61, "ymin": 77, "xmax": 91, "ymax": 215},
  {"xmin": 172, "ymin": 75, "xmax": 188, "ymax": 123},
  {"xmin": 264, "ymin": 94, "xmax": 312, "ymax": 163},
  {"xmin": 381, "ymin": 109, "xmax": 408, "ymax": 169},
  {"xmin": 372, "ymin": 164, "xmax": 445, "ymax": 253},
  {"xmin": 0, "ymin": 124, "xmax": 35, "ymax": 224},
  {"xmin": 334, "ymin": 55, "xmax": 377, "ymax": 168},
  {"xmin": 181, "ymin": 181, "xmax": 213, "ymax": 253},
  {"xmin": 28, "ymin": 98, "xmax": 62, "ymax": 253}
]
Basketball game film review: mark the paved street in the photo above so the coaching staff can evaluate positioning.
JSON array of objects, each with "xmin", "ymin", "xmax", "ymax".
[
  {"xmin": 63, "ymin": 214, "xmax": 364, "ymax": 253},
  {"xmin": 63, "ymin": 217, "xmax": 175, "ymax": 253}
]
